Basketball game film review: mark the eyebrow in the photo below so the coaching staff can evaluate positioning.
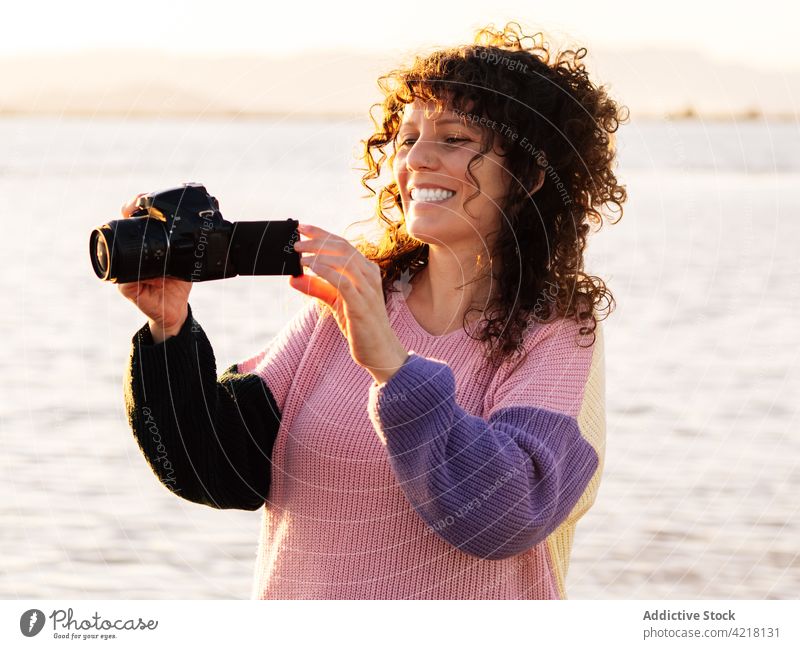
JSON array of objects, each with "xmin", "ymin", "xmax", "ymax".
[{"xmin": 398, "ymin": 116, "xmax": 481, "ymax": 134}]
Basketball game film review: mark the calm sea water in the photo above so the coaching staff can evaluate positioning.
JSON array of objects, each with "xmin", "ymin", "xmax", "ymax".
[{"xmin": 1, "ymin": 116, "xmax": 798, "ymax": 598}]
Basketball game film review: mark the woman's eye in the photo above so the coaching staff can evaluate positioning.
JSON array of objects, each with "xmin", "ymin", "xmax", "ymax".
[{"xmin": 399, "ymin": 136, "xmax": 468, "ymax": 148}]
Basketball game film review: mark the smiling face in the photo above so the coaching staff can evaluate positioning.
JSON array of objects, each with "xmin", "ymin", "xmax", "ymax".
[{"xmin": 391, "ymin": 99, "xmax": 512, "ymax": 255}]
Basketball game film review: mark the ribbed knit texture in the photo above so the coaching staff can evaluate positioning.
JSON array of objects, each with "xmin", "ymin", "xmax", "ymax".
[
  {"xmin": 239, "ymin": 280, "xmax": 606, "ymax": 599},
  {"xmin": 125, "ymin": 305, "xmax": 280, "ymax": 510}
]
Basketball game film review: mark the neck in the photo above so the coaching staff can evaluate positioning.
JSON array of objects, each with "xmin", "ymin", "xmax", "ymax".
[{"xmin": 410, "ymin": 245, "xmax": 497, "ymax": 317}]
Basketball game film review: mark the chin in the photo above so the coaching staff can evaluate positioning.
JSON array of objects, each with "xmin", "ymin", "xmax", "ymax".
[
  {"xmin": 405, "ymin": 206, "xmax": 459, "ymax": 240},
  {"xmin": 405, "ymin": 221, "xmax": 450, "ymax": 246}
]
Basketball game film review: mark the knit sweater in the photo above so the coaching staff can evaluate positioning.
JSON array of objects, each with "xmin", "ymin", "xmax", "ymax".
[{"xmin": 124, "ymin": 278, "xmax": 606, "ymax": 600}]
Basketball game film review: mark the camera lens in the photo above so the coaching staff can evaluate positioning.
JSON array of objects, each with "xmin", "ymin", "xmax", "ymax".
[
  {"xmin": 90, "ymin": 229, "xmax": 111, "ymax": 280},
  {"xmin": 89, "ymin": 218, "xmax": 169, "ymax": 283},
  {"xmin": 95, "ymin": 234, "xmax": 108, "ymax": 275}
]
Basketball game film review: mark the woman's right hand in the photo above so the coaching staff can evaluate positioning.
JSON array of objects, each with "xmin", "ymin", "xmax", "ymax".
[{"xmin": 116, "ymin": 193, "xmax": 192, "ymax": 344}]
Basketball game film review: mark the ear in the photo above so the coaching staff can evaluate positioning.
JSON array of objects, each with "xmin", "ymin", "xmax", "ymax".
[{"xmin": 529, "ymin": 168, "xmax": 545, "ymax": 196}]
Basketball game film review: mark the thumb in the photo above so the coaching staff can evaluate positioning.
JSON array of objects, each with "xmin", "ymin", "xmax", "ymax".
[{"xmin": 289, "ymin": 273, "xmax": 338, "ymax": 306}]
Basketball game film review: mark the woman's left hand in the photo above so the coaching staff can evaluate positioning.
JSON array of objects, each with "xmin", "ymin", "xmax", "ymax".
[{"xmin": 288, "ymin": 223, "xmax": 409, "ymax": 384}]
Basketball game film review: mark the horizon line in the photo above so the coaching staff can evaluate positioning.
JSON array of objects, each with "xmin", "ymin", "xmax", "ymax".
[{"xmin": 0, "ymin": 108, "xmax": 796, "ymax": 123}]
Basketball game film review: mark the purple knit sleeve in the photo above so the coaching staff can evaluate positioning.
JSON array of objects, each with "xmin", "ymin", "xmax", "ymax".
[{"xmin": 367, "ymin": 338, "xmax": 602, "ymax": 560}]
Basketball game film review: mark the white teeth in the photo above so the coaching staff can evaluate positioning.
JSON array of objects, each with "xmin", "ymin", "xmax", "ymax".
[{"xmin": 411, "ymin": 187, "xmax": 455, "ymax": 202}]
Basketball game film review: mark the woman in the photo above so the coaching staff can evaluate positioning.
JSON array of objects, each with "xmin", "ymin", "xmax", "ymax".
[{"xmin": 120, "ymin": 22, "xmax": 627, "ymax": 599}]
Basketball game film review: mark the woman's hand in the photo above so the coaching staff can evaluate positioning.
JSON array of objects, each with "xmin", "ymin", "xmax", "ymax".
[
  {"xmin": 116, "ymin": 193, "xmax": 192, "ymax": 344},
  {"xmin": 288, "ymin": 223, "xmax": 408, "ymax": 384}
]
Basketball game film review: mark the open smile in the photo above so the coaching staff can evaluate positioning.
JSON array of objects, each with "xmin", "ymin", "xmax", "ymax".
[{"xmin": 410, "ymin": 187, "xmax": 456, "ymax": 203}]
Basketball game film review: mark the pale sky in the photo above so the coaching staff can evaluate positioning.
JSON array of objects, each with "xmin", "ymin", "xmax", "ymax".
[{"xmin": 4, "ymin": 0, "xmax": 800, "ymax": 70}]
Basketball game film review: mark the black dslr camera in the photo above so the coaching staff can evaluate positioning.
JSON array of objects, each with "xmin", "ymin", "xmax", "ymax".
[{"xmin": 89, "ymin": 183, "xmax": 303, "ymax": 283}]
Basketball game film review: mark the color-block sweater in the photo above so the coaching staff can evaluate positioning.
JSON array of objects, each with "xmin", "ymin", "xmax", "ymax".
[{"xmin": 124, "ymin": 279, "xmax": 606, "ymax": 599}]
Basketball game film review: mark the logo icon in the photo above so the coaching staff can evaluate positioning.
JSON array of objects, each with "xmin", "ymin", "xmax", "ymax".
[
  {"xmin": 20, "ymin": 609, "xmax": 46, "ymax": 637},
  {"xmin": 398, "ymin": 267, "xmax": 413, "ymax": 298}
]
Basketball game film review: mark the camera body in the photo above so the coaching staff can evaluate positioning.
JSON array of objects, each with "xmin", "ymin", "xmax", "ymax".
[{"xmin": 90, "ymin": 183, "xmax": 302, "ymax": 283}]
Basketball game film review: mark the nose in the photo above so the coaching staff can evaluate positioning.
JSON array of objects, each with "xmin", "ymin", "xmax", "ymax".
[{"xmin": 404, "ymin": 138, "xmax": 439, "ymax": 171}]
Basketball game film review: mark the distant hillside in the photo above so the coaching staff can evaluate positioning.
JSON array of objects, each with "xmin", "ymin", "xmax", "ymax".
[{"xmin": 0, "ymin": 47, "xmax": 797, "ymax": 119}]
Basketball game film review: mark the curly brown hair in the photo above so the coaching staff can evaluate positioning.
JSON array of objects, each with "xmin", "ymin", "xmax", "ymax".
[{"xmin": 352, "ymin": 21, "xmax": 629, "ymax": 363}]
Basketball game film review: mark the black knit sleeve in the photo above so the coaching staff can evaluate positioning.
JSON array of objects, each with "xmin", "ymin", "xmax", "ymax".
[{"xmin": 123, "ymin": 304, "xmax": 279, "ymax": 511}]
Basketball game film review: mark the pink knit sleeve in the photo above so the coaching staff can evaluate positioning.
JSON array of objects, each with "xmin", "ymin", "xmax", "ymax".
[{"xmin": 236, "ymin": 298, "xmax": 324, "ymax": 413}]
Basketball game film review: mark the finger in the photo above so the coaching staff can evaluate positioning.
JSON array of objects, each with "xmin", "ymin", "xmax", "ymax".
[
  {"xmin": 120, "ymin": 200, "xmax": 134, "ymax": 218},
  {"xmin": 300, "ymin": 252, "xmax": 368, "ymax": 284},
  {"xmin": 296, "ymin": 224, "xmax": 356, "ymax": 249},
  {"xmin": 126, "ymin": 276, "xmax": 161, "ymax": 290},
  {"xmin": 120, "ymin": 193, "xmax": 147, "ymax": 218},
  {"xmin": 297, "ymin": 257, "xmax": 358, "ymax": 302},
  {"xmin": 296, "ymin": 223, "xmax": 330, "ymax": 237},
  {"xmin": 117, "ymin": 283, "xmax": 139, "ymax": 299},
  {"xmin": 294, "ymin": 236, "xmax": 352, "ymax": 255},
  {"xmin": 288, "ymin": 273, "xmax": 338, "ymax": 306}
]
